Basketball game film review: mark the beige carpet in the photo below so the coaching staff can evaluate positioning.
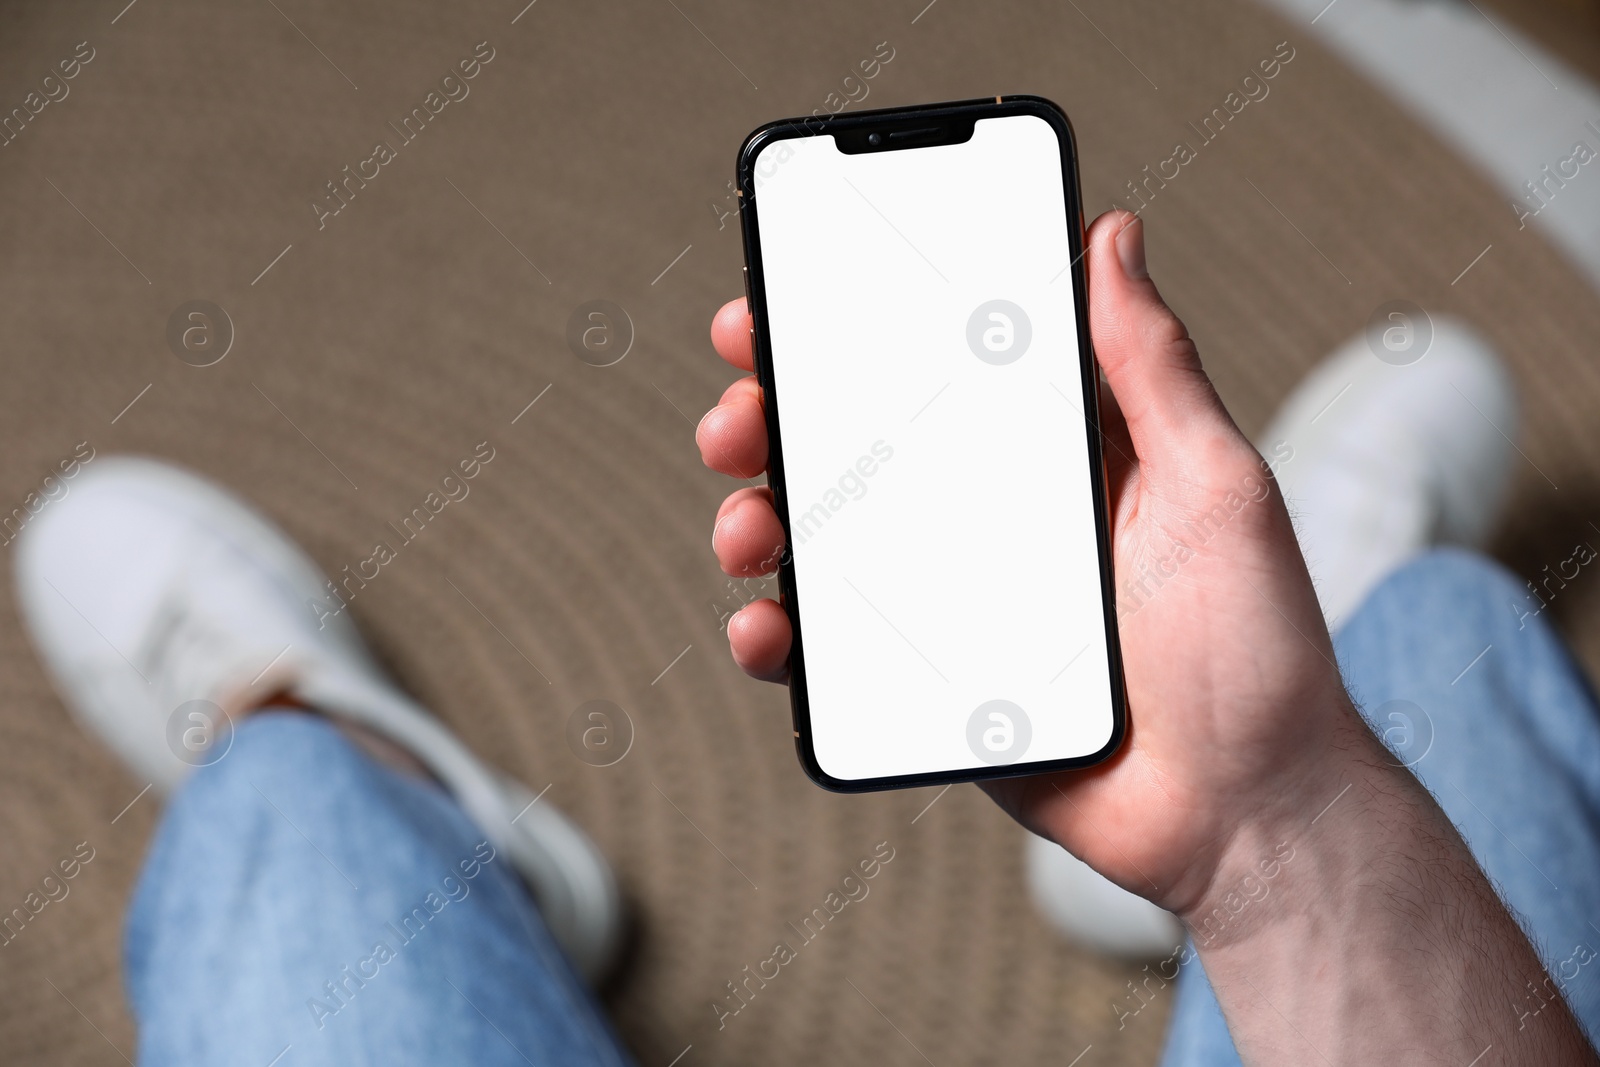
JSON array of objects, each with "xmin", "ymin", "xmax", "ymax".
[
  {"xmin": 1484, "ymin": 0, "xmax": 1600, "ymax": 85},
  {"xmin": 2, "ymin": 0, "xmax": 1598, "ymax": 1063}
]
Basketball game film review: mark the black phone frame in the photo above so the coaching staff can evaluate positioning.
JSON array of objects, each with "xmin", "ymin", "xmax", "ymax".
[{"xmin": 735, "ymin": 95, "xmax": 1127, "ymax": 793}]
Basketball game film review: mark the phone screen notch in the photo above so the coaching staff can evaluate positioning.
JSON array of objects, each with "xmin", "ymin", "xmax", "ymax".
[{"xmin": 834, "ymin": 117, "xmax": 976, "ymax": 155}]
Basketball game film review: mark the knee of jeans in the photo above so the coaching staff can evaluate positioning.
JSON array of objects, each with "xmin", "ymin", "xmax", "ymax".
[
  {"xmin": 169, "ymin": 711, "xmax": 368, "ymax": 817},
  {"xmin": 1365, "ymin": 547, "xmax": 1529, "ymax": 633}
]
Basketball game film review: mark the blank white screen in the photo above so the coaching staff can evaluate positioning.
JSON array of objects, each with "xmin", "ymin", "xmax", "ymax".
[{"xmin": 754, "ymin": 114, "xmax": 1115, "ymax": 782}]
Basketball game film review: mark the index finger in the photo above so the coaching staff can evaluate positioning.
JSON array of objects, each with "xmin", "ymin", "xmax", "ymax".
[{"xmin": 711, "ymin": 297, "xmax": 754, "ymax": 371}]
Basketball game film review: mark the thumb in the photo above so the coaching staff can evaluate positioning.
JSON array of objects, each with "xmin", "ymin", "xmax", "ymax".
[{"xmin": 1085, "ymin": 212, "xmax": 1234, "ymax": 460}]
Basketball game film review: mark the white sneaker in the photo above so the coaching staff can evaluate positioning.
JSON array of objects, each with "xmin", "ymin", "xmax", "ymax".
[
  {"xmin": 1258, "ymin": 315, "xmax": 1518, "ymax": 627},
  {"xmin": 13, "ymin": 457, "xmax": 622, "ymax": 983},
  {"xmin": 1025, "ymin": 835, "xmax": 1184, "ymax": 958}
]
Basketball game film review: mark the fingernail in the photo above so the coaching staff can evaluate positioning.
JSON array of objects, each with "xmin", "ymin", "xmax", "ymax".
[{"xmin": 1115, "ymin": 215, "xmax": 1149, "ymax": 280}]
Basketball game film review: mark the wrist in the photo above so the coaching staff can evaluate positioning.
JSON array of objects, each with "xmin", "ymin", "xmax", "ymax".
[
  {"xmin": 1164, "ymin": 699, "xmax": 1600, "ymax": 1064},
  {"xmin": 1177, "ymin": 706, "xmax": 1422, "ymax": 946}
]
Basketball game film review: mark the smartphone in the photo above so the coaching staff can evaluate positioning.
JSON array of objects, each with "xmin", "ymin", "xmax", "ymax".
[{"xmin": 736, "ymin": 96, "xmax": 1125, "ymax": 792}]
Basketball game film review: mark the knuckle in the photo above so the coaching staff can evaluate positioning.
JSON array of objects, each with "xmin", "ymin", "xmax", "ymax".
[{"xmin": 1140, "ymin": 303, "xmax": 1200, "ymax": 367}]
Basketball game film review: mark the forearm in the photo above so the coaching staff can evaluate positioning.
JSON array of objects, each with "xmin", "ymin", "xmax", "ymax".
[{"xmin": 1185, "ymin": 713, "xmax": 1598, "ymax": 1066}]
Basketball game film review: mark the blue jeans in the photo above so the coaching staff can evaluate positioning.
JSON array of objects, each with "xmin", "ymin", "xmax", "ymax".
[
  {"xmin": 125, "ymin": 713, "xmax": 635, "ymax": 1065},
  {"xmin": 1160, "ymin": 548, "xmax": 1600, "ymax": 1065},
  {"xmin": 127, "ymin": 548, "xmax": 1599, "ymax": 1063}
]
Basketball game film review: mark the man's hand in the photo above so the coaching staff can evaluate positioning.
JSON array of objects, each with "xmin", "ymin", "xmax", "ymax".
[
  {"xmin": 699, "ymin": 211, "xmax": 1358, "ymax": 916},
  {"xmin": 698, "ymin": 210, "xmax": 1599, "ymax": 1064}
]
